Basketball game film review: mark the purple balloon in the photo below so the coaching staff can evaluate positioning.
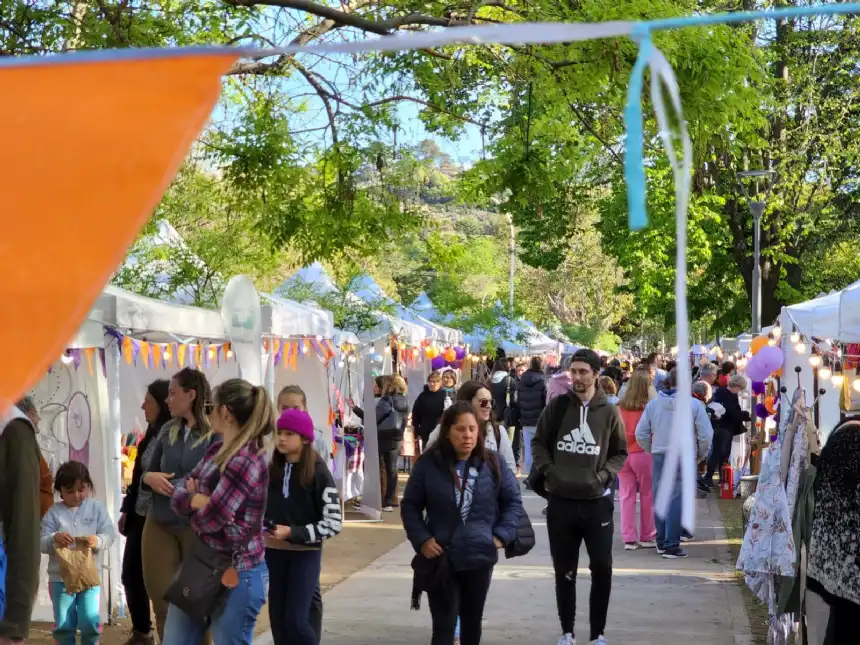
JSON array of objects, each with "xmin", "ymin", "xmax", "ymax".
[
  {"xmin": 751, "ymin": 381, "xmax": 766, "ymax": 396},
  {"xmin": 454, "ymin": 347, "xmax": 466, "ymax": 360},
  {"xmin": 744, "ymin": 355, "xmax": 770, "ymax": 382},
  {"xmin": 451, "ymin": 359, "xmax": 464, "ymax": 369},
  {"xmin": 755, "ymin": 344, "xmax": 784, "ymax": 375},
  {"xmin": 755, "ymin": 403, "xmax": 769, "ymax": 419},
  {"xmin": 431, "ymin": 355, "xmax": 446, "ymax": 370}
]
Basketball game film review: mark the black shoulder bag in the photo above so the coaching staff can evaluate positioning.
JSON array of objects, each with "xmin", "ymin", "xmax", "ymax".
[
  {"xmin": 164, "ymin": 533, "xmax": 239, "ymax": 622},
  {"xmin": 410, "ymin": 461, "xmax": 470, "ymax": 609}
]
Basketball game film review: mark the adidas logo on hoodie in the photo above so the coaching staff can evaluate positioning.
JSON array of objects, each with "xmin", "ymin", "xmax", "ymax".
[{"xmin": 557, "ymin": 407, "xmax": 601, "ymax": 455}]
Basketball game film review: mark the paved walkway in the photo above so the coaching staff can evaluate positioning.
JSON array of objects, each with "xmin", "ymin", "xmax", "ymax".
[{"xmin": 256, "ymin": 490, "xmax": 753, "ymax": 645}]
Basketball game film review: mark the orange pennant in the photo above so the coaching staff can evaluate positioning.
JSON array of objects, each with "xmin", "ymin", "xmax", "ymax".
[
  {"xmin": 84, "ymin": 348, "xmax": 95, "ymax": 376},
  {"xmin": 289, "ymin": 345, "xmax": 298, "ymax": 371},
  {"xmin": 194, "ymin": 344, "xmax": 202, "ymax": 368},
  {"xmin": 122, "ymin": 336, "xmax": 133, "ymax": 365},
  {"xmin": 273, "ymin": 339, "xmax": 282, "ymax": 359},
  {"xmin": 178, "ymin": 344, "xmax": 187, "ymax": 368},
  {"xmin": 151, "ymin": 343, "xmax": 162, "ymax": 369},
  {"xmin": 166, "ymin": 344, "xmax": 175, "ymax": 368},
  {"xmin": 0, "ymin": 49, "xmax": 238, "ymax": 409},
  {"xmin": 139, "ymin": 341, "xmax": 150, "ymax": 368}
]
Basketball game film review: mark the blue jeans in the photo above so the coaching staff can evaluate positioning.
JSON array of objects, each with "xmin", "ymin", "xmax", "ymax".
[
  {"xmin": 266, "ymin": 548, "xmax": 323, "ymax": 645},
  {"xmin": 162, "ymin": 561, "xmax": 268, "ymax": 645},
  {"xmin": 652, "ymin": 453, "xmax": 682, "ymax": 552},
  {"xmin": 522, "ymin": 426, "xmax": 537, "ymax": 474},
  {"xmin": 50, "ymin": 582, "xmax": 101, "ymax": 645}
]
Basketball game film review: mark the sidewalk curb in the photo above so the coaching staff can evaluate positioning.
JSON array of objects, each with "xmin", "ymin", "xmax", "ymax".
[{"xmin": 709, "ymin": 495, "xmax": 756, "ymax": 642}]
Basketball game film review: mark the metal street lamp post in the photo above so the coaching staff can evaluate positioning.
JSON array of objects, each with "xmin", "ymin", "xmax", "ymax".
[{"xmin": 737, "ymin": 170, "xmax": 775, "ymax": 335}]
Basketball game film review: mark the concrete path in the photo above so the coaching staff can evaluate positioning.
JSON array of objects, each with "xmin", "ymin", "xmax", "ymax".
[{"xmin": 257, "ymin": 490, "xmax": 753, "ymax": 645}]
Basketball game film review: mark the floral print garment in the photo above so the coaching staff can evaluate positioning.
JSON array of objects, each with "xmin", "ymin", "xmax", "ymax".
[{"xmin": 737, "ymin": 441, "xmax": 798, "ymax": 601}]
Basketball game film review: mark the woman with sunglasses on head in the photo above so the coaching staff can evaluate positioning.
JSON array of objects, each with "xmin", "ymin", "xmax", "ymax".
[
  {"xmin": 401, "ymin": 402, "xmax": 521, "ymax": 645},
  {"xmin": 164, "ymin": 378, "xmax": 274, "ymax": 644},
  {"xmin": 140, "ymin": 368, "xmax": 214, "ymax": 644},
  {"xmin": 425, "ymin": 381, "xmax": 516, "ymax": 477}
]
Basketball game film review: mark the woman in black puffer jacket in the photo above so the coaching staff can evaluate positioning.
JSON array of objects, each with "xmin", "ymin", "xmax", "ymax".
[
  {"xmin": 401, "ymin": 402, "xmax": 521, "ymax": 645},
  {"xmin": 516, "ymin": 357, "xmax": 547, "ymax": 473}
]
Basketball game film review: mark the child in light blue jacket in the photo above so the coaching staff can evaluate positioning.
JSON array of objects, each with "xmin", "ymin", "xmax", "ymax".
[{"xmin": 40, "ymin": 461, "xmax": 116, "ymax": 645}]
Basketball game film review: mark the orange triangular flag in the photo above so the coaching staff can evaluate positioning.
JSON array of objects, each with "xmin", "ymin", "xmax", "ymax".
[
  {"xmin": 0, "ymin": 49, "xmax": 237, "ymax": 409},
  {"xmin": 151, "ymin": 343, "xmax": 162, "ymax": 369},
  {"xmin": 178, "ymin": 344, "xmax": 187, "ymax": 367},
  {"xmin": 84, "ymin": 348, "xmax": 95, "ymax": 376},
  {"xmin": 139, "ymin": 341, "xmax": 150, "ymax": 368},
  {"xmin": 194, "ymin": 344, "xmax": 202, "ymax": 368},
  {"xmin": 122, "ymin": 336, "xmax": 133, "ymax": 365}
]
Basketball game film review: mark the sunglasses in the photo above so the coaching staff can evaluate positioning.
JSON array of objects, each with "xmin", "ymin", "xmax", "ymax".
[{"xmin": 477, "ymin": 398, "xmax": 494, "ymax": 409}]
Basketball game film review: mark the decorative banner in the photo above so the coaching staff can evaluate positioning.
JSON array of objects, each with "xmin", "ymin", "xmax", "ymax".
[
  {"xmin": 178, "ymin": 344, "xmax": 187, "ymax": 368},
  {"xmin": 0, "ymin": 49, "xmax": 236, "ymax": 409},
  {"xmin": 221, "ymin": 275, "xmax": 263, "ymax": 386}
]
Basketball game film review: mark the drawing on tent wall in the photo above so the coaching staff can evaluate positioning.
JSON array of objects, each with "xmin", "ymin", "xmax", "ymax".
[
  {"xmin": 30, "ymin": 362, "xmax": 92, "ymax": 475},
  {"xmin": 67, "ymin": 391, "xmax": 92, "ymax": 466}
]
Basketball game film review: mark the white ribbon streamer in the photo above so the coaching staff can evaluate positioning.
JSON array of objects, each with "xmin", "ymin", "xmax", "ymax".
[{"xmin": 646, "ymin": 44, "xmax": 695, "ymax": 531}]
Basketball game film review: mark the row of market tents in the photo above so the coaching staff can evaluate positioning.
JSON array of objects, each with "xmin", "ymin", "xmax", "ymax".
[{"xmin": 25, "ymin": 220, "xmax": 574, "ymax": 624}]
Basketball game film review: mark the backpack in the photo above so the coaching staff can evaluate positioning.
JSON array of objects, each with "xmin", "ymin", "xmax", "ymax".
[{"xmin": 526, "ymin": 394, "xmax": 572, "ymax": 498}]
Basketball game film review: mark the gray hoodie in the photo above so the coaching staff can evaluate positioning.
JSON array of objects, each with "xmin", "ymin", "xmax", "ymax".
[
  {"xmin": 635, "ymin": 390, "xmax": 713, "ymax": 461},
  {"xmin": 39, "ymin": 497, "xmax": 116, "ymax": 583}
]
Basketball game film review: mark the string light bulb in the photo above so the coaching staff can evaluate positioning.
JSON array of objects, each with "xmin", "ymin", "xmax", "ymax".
[
  {"xmin": 795, "ymin": 342, "xmax": 807, "ymax": 354},
  {"xmin": 809, "ymin": 354, "xmax": 822, "ymax": 368},
  {"xmin": 771, "ymin": 325, "xmax": 782, "ymax": 339},
  {"xmin": 225, "ymin": 349, "xmax": 233, "ymax": 359},
  {"xmin": 337, "ymin": 360, "xmax": 345, "ymax": 368},
  {"xmin": 819, "ymin": 366, "xmax": 832, "ymax": 380},
  {"xmin": 831, "ymin": 362, "xmax": 845, "ymax": 387},
  {"xmin": 854, "ymin": 378, "xmax": 860, "ymax": 394},
  {"xmin": 790, "ymin": 331, "xmax": 801, "ymax": 344}
]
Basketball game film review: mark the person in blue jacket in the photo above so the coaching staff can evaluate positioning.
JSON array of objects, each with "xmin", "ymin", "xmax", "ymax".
[{"xmin": 401, "ymin": 401, "xmax": 522, "ymax": 645}]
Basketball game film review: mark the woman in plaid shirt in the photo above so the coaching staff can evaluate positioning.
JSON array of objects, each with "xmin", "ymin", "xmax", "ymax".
[{"xmin": 164, "ymin": 379, "xmax": 275, "ymax": 645}]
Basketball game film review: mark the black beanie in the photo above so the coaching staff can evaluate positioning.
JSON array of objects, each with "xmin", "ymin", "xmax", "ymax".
[{"xmin": 571, "ymin": 349, "xmax": 601, "ymax": 373}]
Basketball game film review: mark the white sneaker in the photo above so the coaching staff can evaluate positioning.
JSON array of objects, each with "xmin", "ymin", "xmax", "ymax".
[
  {"xmin": 382, "ymin": 505, "xmax": 394, "ymax": 512},
  {"xmin": 623, "ymin": 542, "xmax": 638, "ymax": 550},
  {"xmin": 638, "ymin": 540, "xmax": 658, "ymax": 548},
  {"xmin": 589, "ymin": 637, "xmax": 607, "ymax": 645},
  {"xmin": 557, "ymin": 634, "xmax": 576, "ymax": 645}
]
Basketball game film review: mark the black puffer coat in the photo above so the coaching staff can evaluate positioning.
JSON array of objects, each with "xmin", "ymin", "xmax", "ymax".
[{"xmin": 517, "ymin": 369, "xmax": 547, "ymax": 426}]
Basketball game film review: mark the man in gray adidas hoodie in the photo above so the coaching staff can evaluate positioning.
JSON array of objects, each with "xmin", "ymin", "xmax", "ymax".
[{"xmin": 532, "ymin": 349, "xmax": 627, "ymax": 645}]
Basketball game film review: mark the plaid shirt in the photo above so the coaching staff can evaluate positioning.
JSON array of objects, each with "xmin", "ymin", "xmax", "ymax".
[{"xmin": 171, "ymin": 439, "xmax": 268, "ymax": 571}]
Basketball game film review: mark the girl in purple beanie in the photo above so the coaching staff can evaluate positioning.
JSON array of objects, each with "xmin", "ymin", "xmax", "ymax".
[{"xmin": 264, "ymin": 408, "xmax": 342, "ymax": 645}]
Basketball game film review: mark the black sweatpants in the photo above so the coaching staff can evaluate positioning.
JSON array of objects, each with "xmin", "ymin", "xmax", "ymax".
[
  {"xmin": 121, "ymin": 512, "xmax": 152, "ymax": 635},
  {"xmin": 427, "ymin": 565, "xmax": 494, "ymax": 645},
  {"xmin": 380, "ymin": 440, "xmax": 402, "ymax": 506},
  {"xmin": 266, "ymin": 548, "xmax": 323, "ymax": 645},
  {"xmin": 705, "ymin": 429, "xmax": 733, "ymax": 483},
  {"xmin": 310, "ymin": 584, "xmax": 322, "ymax": 642},
  {"xmin": 546, "ymin": 494, "xmax": 614, "ymax": 641}
]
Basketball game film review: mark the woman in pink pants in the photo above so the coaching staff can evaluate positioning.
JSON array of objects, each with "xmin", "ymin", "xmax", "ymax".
[{"xmin": 617, "ymin": 371, "xmax": 657, "ymax": 550}]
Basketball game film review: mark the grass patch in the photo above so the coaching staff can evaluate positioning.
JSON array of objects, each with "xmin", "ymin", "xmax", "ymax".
[{"xmin": 717, "ymin": 495, "xmax": 770, "ymax": 645}]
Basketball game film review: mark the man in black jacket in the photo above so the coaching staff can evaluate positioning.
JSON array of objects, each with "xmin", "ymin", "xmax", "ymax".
[
  {"xmin": 532, "ymin": 349, "xmax": 627, "ymax": 645},
  {"xmin": 410, "ymin": 371, "xmax": 447, "ymax": 453},
  {"xmin": 517, "ymin": 356, "xmax": 547, "ymax": 474},
  {"xmin": 700, "ymin": 374, "xmax": 750, "ymax": 493}
]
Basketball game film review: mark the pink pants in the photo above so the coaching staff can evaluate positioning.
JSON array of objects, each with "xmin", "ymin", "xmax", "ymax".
[{"xmin": 618, "ymin": 450, "xmax": 656, "ymax": 543}]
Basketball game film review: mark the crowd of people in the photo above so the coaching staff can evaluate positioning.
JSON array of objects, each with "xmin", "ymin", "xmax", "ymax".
[
  {"xmin": 0, "ymin": 370, "xmax": 342, "ymax": 645},
  {"xmin": 396, "ymin": 348, "xmax": 753, "ymax": 645},
  {"xmin": 0, "ymin": 347, "xmax": 753, "ymax": 645}
]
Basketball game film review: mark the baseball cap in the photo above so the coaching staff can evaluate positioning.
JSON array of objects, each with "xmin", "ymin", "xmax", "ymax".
[{"xmin": 570, "ymin": 349, "xmax": 601, "ymax": 373}]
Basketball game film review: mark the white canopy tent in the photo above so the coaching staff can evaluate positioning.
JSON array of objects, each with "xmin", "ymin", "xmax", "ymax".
[
  {"xmin": 778, "ymin": 277, "xmax": 860, "ymax": 441},
  {"xmin": 27, "ymin": 281, "xmax": 341, "ymax": 622}
]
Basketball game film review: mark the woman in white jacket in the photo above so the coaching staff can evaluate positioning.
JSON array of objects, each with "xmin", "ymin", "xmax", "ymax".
[{"xmin": 424, "ymin": 379, "xmax": 517, "ymax": 476}]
